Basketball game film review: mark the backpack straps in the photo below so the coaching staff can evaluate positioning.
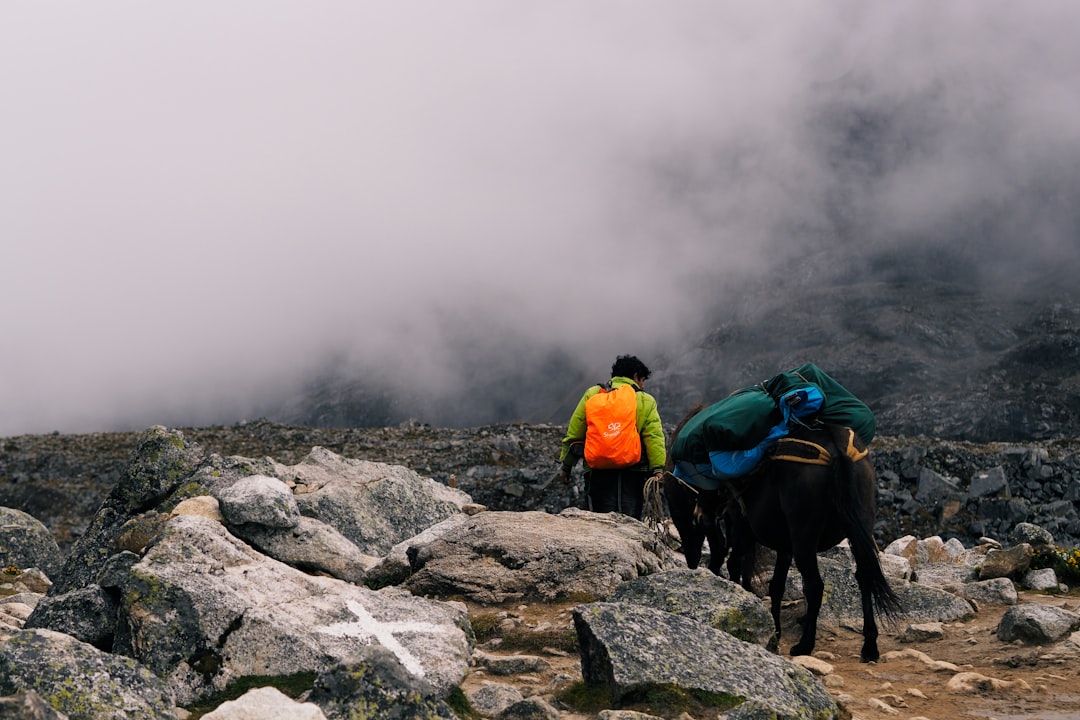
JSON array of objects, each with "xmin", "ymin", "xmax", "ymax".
[{"xmin": 598, "ymin": 380, "xmax": 637, "ymax": 393}]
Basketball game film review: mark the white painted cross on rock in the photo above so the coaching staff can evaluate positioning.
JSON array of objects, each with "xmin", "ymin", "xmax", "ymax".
[{"xmin": 317, "ymin": 599, "xmax": 448, "ymax": 678}]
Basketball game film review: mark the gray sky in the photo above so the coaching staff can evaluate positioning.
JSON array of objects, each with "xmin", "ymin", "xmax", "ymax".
[{"xmin": 4, "ymin": 2, "xmax": 1080, "ymax": 436}]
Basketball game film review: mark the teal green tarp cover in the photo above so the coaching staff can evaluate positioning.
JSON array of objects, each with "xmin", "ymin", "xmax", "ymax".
[
  {"xmin": 763, "ymin": 363, "xmax": 876, "ymax": 445},
  {"xmin": 670, "ymin": 363, "xmax": 875, "ymax": 466}
]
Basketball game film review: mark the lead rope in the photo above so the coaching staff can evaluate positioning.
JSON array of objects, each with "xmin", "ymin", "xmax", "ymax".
[
  {"xmin": 642, "ymin": 471, "xmax": 682, "ymax": 551},
  {"xmin": 642, "ymin": 472, "xmax": 668, "ymax": 526}
]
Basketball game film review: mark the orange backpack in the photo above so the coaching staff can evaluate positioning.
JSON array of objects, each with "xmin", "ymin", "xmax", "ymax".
[{"xmin": 584, "ymin": 383, "xmax": 642, "ymax": 469}]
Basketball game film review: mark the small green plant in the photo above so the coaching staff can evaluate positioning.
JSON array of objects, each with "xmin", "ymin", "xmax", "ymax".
[
  {"xmin": 627, "ymin": 684, "xmax": 743, "ymax": 716},
  {"xmin": 555, "ymin": 681, "xmax": 741, "ymax": 717},
  {"xmin": 445, "ymin": 687, "xmax": 484, "ymax": 720},
  {"xmin": 563, "ymin": 591, "xmax": 599, "ymax": 604},
  {"xmin": 554, "ymin": 681, "xmax": 615, "ymax": 713},
  {"xmin": 468, "ymin": 612, "xmax": 502, "ymax": 644},
  {"xmin": 1031, "ymin": 545, "xmax": 1080, "ymax": 584},
  {"xmin": 503, "ymin": 626, "xmax": 579, "ymax": 654},
  {"xmin": 467, "ymin": 609, "xmax": 579, "ymax": 653},
  {"xmin": 182, "ymin": 673, "xmax": 317, "ymax": 719}
]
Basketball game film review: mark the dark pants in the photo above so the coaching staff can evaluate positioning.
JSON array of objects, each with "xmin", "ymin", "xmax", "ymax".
[{"xmin": 585, "ymin": 468, "xmax": 648, "ymax": 519}]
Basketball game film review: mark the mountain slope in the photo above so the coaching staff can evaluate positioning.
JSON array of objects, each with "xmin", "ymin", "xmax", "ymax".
[
  {"xmin": 266, "ymin": 244, "xmax": 1080, "ymax": 443},
  {"xmin": 658, "ymin": 247, "xmax": 1080, "ymax": 441}
]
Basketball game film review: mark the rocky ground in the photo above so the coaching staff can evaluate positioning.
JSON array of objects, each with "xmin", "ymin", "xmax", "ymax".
[
  {"xmin": 4, "ymin": 421, "xmax": 1080, "ymax": 718},
  {"xmin": 4, "ymin": 419, "xmax": 1080, "ymax": 554},
  {"xmin": 0, "ymin": 420, "xmax": 568, "ymax": 551},
  {"xmin": 464, "ymin": 589, "xmax": 1080, "ymax": 720}
]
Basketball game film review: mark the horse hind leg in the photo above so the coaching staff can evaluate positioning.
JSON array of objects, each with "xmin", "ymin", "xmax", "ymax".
[
  {"xmin": 681, "ymin": 525, "xmax": 707, "ymax": 570},
  {"xmin": 663, "ymin": 477, "xmax": 707, "ymax": 570},
  {"xmin": 767, "ymin": 549, "xmax": 792, "ymax": 653},
  {"xmin": 705, "ymin": 522, "xmax": 728, "ymax": 575},
  {"xmin": 691, "ymin": 489, "xmax": 727, "ymax": 575},
  {"xmin": 789, "ymin": 547, "xmax": 823, "ymax": 657},
  {"xmin": 856, "ymin": 564, "xmax": 881, "ymax": 662},
  {"xmin": 726, "ymin": 514, "xmax": 756, "ymax": 591}
]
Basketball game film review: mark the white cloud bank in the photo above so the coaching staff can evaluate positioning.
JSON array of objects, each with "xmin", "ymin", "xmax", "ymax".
[{"xmin": 3, "ymin": 2, "xmax": 1079, "ymax": 434}]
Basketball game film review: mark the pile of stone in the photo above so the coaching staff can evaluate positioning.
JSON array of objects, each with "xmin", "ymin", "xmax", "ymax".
[
  {"xmin": 872, "ymin": 438, "xmax": 1080, "ymax": 549},
  {"xmin": 4, "ymin": 420, "xmax": 1080, "ymax": 559}
]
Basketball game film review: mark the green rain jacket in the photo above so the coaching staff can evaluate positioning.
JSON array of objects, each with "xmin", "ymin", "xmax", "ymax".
[{"xmin": 559, "ymin": 376, "xmax": 667, "ymax": 473}]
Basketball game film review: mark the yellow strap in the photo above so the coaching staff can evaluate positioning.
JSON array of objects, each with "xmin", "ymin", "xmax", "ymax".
[
  {"xmin": 772, "ymin": 437, "xmax": 831, "ymax": 466},
  {"xmin": 845, "ymin": 427, "xmax": 869, "ymax": 462},
  {"xmin": 772, "ymin": 453, "xmax": 830, "ymax": 466},
  {"xmin": 774, "ymin": 429, "xmax": 869, "ymax": 466}
]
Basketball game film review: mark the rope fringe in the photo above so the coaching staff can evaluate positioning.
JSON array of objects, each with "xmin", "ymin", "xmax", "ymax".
[
  {"xmin": 643, "ymin": 473, "xmax": 667, "ymax": 527},
  {"xmin": 642, "ymin": 472, "xmax": 683, "ymax": 551}
]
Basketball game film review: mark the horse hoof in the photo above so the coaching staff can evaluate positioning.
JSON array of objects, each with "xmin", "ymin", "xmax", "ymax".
[
  {"xmin": 790, "ymin": 643, "xmax": 814, "ymax": 657},
  {"xmin": 860, "ymin": 648, "xmax": 880, "ymax": 663}
]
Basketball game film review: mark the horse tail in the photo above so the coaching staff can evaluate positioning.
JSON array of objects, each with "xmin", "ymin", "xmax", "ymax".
[{"xmin": 826, "ymin": 424, "xmax": 902, "ymax": 619}]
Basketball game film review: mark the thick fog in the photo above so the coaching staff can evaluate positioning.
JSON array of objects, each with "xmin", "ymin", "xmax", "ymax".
[{"xmin": 3, "ymin": 3, "xmax": 1080, "ymax": 435}]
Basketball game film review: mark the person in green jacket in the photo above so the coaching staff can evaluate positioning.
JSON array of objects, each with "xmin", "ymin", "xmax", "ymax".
[{"xmin": 555, "ymin": 354, "xmax": 667, "ymax": 519}]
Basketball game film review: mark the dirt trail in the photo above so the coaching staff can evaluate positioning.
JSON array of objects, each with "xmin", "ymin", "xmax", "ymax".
[{"xmin": 463, "ymin": 590, "xmax": 1080, "ymax": 720}]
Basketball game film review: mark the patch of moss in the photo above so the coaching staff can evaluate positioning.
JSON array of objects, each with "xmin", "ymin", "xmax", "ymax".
[
  {"xmin": 469, "ymin": 612, "xmax": 502, "ymax": 644},
  {"xmin": 43, "ymin": 680, "xmax": 97, "ymax": 718},
  {"xmin": 638, "ymin": 685, "xmax": 743, "ymax": 718},
  {"xmin": 468, "ymin": 610, "xmax": 578, "ymax": 653},
  {"xmin": 363, "ymin": 575, "xmax": 395, "ymax": 591},
  {"xmin": 168, "ymin": 481, "xmax": 209, "ymax": 505},
  {"xmin": 501, "ymin": 626, "xmax": 579, "ymax": 654},
  {"xmin": 182, "ymin": 672, "xmax": 318, "ymax": 719},
  {"xmin": 124, "ymin": 568, "xmax": 174, "ymax": 609},
  {"xmin": 554, "ymin": 680, "xmax": 615, "ymax": 713},
  {"xmin": 563, "ymin": 590, "xmax": 599, "ymax": 603},
  {"xmin": 557, "ymin": 681, "xmax": 743, "ymax": 719},
  {"xmin": 445, "ymin": 687, "xmax": 484, "ymax": 720},
  {"xmin": 710, "ymin": 609, "xmax": 759, "ymax": 644}
]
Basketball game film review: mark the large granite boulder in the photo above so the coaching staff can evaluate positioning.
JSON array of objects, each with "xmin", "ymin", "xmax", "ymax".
[
  {"xmin": 114, "ymin": 514, "xmax": 473, "ymax": 706},
  {"xmin": 0, "ymin": 628, "xmax": 179, "ymax": 720},
  {"xmin": 372, "ymin": 508, "xmax": 683, "ymax": 603},
  {"xmin": 0, "ymin": 507, "xmax": 63, "ymax": 579},
  {"xmin": 573, "ymin": 602, "xmax": 838, "ymax": 720},
  {"xmin": 609, "ymin": 568, "xmax": 774, "ymax": 646}
]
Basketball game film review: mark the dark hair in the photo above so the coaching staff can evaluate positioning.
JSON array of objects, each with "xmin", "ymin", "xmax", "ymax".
[{"xmin": 611, "ymin": 354, "xmax": 651, "ymax": 380}]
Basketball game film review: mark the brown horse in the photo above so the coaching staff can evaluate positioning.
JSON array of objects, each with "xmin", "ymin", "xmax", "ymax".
[{"xmin": 662, "ymin": 414, "xmax": 901, "ymax": 662}]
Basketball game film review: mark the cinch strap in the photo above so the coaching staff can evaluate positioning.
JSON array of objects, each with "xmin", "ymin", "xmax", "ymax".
[
  {"xmin": 773, "ymin": 428, "xmax": 868, "ymax": 465},
  {"xmin": 772, "ymin": 437, "xmax": 831, "ymax": 466},
  {"xmin": 845, "ymin": 427, "xmax": 869, "ymax": 462}
]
